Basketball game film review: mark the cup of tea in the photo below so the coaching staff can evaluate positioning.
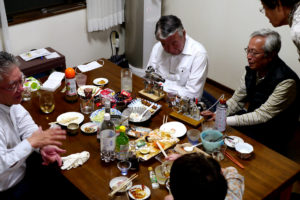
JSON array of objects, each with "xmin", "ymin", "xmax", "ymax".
[{"xmin": 39, "ymin": 90, "xmax": 55, "ymax": 114}]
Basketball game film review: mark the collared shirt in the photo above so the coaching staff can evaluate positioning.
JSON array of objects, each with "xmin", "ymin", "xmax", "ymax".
[
  {"xmin": 0, "ymin": 104, "xmax": 38, "ymax": 191},
  {"xmin": 226, "ymin": 71, "xmax": 297, "ymax": 126},
  {"xmin": 147, "ymin": 35, "xmax": 208, "ymax": 99}
]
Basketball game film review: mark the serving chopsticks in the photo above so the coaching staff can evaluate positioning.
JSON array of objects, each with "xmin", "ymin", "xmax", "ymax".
[
  {"xmin": 108, "ymin": 173, "xmax": 138, "ymax": 197},
  {"xmin": 87, "ymin": 88, "xmax": 102, "ymax": 104},
  {"xmin": 224, "ymin": 151, "xmax": 244, "ymax": 169},
  {"xmin": 156, "ymin": 141, "xmax": 168, "ymax": 158}
]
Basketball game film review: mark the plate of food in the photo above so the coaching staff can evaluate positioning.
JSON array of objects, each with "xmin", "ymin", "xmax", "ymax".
[
  {"xmin": 128, "ymin": 185, "xmax": 150, "ymax": 200},
  {"xmin": 77, "ymin": 85, "xmax": 100, "ymax": 97},
  {"xmin": 80, "ymin": 122, "xmax": 98, "ymax": 135},
  {"xmin": 224, "ymin": 136, "xmax": 244, "ymax": 148},
  {"xmin": 135, "ymin": 129, "xmax": 179, "ymax": 161},
  {"xmin": 93, "ymin": 78, "xmax": 108, "ymax": 86},
  {"xmin": 160, "ymin": 121, "xmax": 187, "ymax": 138},
  {"xmin": 128, "ymin": 98, "xmax": 161, "ymax": 115},
  {"xmin": 127, "ymin": 125, "xmax": 152, "ymax": 138},
  {"xmin": 90, "ymin": 108, "xmax": 122, "ymax": 124},
  {"xmin": 109, "ymin": 176, "xmax": 132, "ymax": 193},
  {"xmin": 56, "ymin": 112, "xmax": 84, "ymax": 126}
]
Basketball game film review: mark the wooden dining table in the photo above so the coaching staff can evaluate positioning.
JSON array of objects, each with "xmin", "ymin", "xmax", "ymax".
[{"xmin": 22, "ymin": 59, "xmax": 300, "ymax": 200}]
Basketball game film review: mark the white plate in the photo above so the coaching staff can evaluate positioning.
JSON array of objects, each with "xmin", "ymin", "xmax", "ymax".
[
  {"xmin": 224, "ymin": 136, "xmax": 244, "ymax": 148},
  {"xmin": 109, "ymin": 176, "xmax": 132, "ymax": 192},
  {"xmin": 128, "ymin": 185, "xmax": 151, "ymax": 200},
  {"xmin": 160, "ymin": 121, "xmax": 187, "ymax": 138},
  {"xmin": 93, "ymin": 78, "xmax": 108, "ymax": 86},
  {"xmin": 56, "ymin": 112, "xmax": 84, "ymax": 126},
  {"xmin": 80, "ymin": 122, "xmax": 98, "ymax": 135},
  {"xmin": 77, "ymin": 85, "xmax": 100, "ymax": 97}
]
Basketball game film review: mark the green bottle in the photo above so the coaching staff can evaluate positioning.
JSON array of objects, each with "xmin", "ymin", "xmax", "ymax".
[{"xmin": 115, "ymin": 126, "xmax": 129, "ymax": 160}]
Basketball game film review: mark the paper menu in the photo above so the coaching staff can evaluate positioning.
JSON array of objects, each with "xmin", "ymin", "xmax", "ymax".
[{"xmin": 19, "ymin": 48, "xmax": 51, "ymax": 61}]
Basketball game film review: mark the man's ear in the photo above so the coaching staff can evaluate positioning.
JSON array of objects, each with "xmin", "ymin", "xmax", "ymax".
[{"xmin": 183, "ymin": 30, "xmax": 186, "ymax": 37}]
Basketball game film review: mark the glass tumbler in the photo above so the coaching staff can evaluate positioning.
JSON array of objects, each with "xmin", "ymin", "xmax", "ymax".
[
  {"xmin": 121, "ymin": 69, "xmax": 132, "ymax": 92},
  {"xmin": 39, "ymin": 91, "xmax": 55, "ymax": 114}
]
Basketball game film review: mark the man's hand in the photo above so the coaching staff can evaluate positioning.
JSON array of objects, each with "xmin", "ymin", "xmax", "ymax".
[
  {"xmin": 27, "ymin": 126, "xmax": 66, "ymax": 149},
  {"xmin": 200, "ymin": 110, "xmax": 216, "ymax": 121},
  {"xmin": 165, "ymin": 153, "xmax": 182, "ymax": 161},
  {"xmin": 164, "ymin": 194, "xmax": 174, "ymax": 200},
  {"xmin": 40, "ymin": 145, "xmax": 66, "ymax": 166}
]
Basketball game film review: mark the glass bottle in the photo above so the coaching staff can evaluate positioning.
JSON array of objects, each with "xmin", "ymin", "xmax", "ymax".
[
  {"xmin": 100, "ymin": 113, "xmax": 116, "ymax": 163},
  {"xmin": 148, "ymin": 167, "xmax": 159, "ymax": 189},
  {"xmin": 115, "ymin": 126, "xmax": 129, "ymax": 160},
  {"xmin": 215, "ymin": 98, "xmax": 227, "ymax": 132},
  {"xmin": 129, "ymin": 141, "xmax": 139, "ymax": 171},
  {"xmin": 65, "ymin": 67, "xmax": 78, "ymax": 103}
]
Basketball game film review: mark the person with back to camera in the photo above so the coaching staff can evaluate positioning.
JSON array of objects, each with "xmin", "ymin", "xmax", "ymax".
[
  {"xmin": 164, "ymin": 153, "xmax": 244, "ymax": 200},
  {"xmin": 147, "ymin": 15, "xmax": 208, "ymax": 99},
  {"xmin": 201, "ymin": 29, "xmax": 299, "ymax": 155},
  {"xmin": 0, "ymin": 51, "xmax": 71, "ymax": 199},
  {"xmin": 259, "ymin": 0, "xmax": 300, "ymax": 61}
]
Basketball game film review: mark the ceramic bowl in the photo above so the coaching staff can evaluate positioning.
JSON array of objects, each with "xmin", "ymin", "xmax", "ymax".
[
  {"xmin": 235, "ymin": 142, "xmax": 253, "ymax": 159},
  {"xmin": 122, "ymin": 107, "xmax": 151, "ymax": 123},
  {"xmin": 200, "ymin": 130, "xmax": 224, "ymax": 154}
]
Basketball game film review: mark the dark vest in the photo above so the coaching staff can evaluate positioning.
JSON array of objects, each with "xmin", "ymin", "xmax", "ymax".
[{"xmin": 243, "ymin": 56, "xmax": 299, "ymax": 150}]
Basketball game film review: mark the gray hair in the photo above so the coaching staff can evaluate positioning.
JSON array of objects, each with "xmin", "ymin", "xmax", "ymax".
[
  {"xmin": 250, "ymin": 29, "xmax": 281, "ymax": 56},
  {"xmin": 155, "ymin": 15, "xmax": 185, "ymax": 40},
  {"xmin": 0, "ymin": 51, "xmax": 19, "ymax": 82}
]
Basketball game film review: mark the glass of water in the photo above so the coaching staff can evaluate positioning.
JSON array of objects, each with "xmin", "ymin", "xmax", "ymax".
[
  {"xmin": 121, "ymin": 68, "xmax": 132, "ymax": 92},
  {"xmin": 117, "ymin": 160, "xmax": 131, "ymax": 176}
]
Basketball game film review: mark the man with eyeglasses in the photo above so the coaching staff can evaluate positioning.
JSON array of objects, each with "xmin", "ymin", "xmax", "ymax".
[
  {"xmin": 202, "ymin": 29, "xmax": 299, "ymax": 155},
  {"xmin": 0, "ymin": 51, "xmax": 69, "ymax": 199},
  {"xmin": 147, "ymin": 15, "xmax": 208, "ymax": 99}
]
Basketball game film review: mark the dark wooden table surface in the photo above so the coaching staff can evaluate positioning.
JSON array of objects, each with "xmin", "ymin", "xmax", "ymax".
[{"xmin": 22, "ymin": 59, "xmax": 300, "ymax": 200}]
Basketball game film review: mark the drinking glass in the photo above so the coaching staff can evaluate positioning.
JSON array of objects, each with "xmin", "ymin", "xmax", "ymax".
[
  {"xmin": 22, "ymin": 86, "xmax": 31, "ymax": 101},
  {"xmin": 80, "ymin": 98, "xmax": 94, "ymax": 114},
  {"xmin": 201, "ymin": 119, "xmax": 215, "ymax": 131},
  {"xmin": 39, "ymin": 91, "xmax": 55, "ymax": 114},
  {"xmin": 121, "ymin": 69, "xmax": 132, "ymax": 92},
  {"xmin": 117, "ymin": 160, "xmax": 131, "ymax": 176},
  {"xmin": 76, "ymin": 73, "xmax": 87, "ymax": 87},
  {"xmin": 187, "ymin": 129, "xmax": 200, "ymax": 145}
]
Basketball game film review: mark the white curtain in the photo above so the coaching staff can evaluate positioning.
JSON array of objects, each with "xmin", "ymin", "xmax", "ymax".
[
  {"xmin": 87, "ymin": 0, "xmax": 125, "ymax": 32},
  {"xmin": 0, "ymin": 0, "xmax": 10, "ymax": 52}
]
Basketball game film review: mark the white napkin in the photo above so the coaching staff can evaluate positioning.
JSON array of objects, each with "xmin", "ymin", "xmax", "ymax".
[
  {"xmin": 61, "ymin": 151, "xmax": 90, "ymax": 170},
  {"xmin": 77, "ymin": 61, "xmax": 103, "ymax": 72},
  {"xmin": 41, "ymin": 71, "xmax": 65, "ymax": 92}
]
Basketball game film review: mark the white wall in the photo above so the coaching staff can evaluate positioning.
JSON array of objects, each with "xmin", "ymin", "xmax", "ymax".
[
  {"xmin": 8, "ymin": 9, "xmax": 125, "ymax": 68},
  {"xmin": 163, "ymin": 0, "xmax": 300, "ymax": 90}
]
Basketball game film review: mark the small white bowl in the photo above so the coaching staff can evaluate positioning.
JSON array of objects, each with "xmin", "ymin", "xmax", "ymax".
[{"xmin": 235, "ymin": 142, "xmax": 253, "ymax": 159}]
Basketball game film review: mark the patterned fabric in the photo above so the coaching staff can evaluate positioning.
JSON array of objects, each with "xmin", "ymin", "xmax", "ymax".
[
  {"xmin": 224, "ymin": 167, "xmax": 244, "ymax": 200},
  {"xmin": 290, "ymin": 3, "xmax": 300, "ymax": 61}
]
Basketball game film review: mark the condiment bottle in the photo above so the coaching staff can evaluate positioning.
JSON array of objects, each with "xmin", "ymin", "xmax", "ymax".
[
  {"xmin": 115, "ymin": 126, "xmax": 129, "ymax": 160},
  {"xmin": 65, "ymin": 68, "xmax": 78, "ymax": 102},
  {"xmin": 129, "ymin": 141, "xmax": 139, "ymax": 171},
  {"xmin": 215, "ymin": 97, "xmax": 227, "ymax": 132},
  {"xmin": 148, "ymin": 167, "xmax": 159, "ymax": 189},
  {"xmin": 100, "ymin": 113, "xmax": 116, "ymax": 162}
]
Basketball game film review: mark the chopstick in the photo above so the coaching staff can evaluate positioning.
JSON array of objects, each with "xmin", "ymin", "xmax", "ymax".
[
  {"xmin": 163, "ymin": 115, "xmax": 168, "ymax": 124},
  {"xmin": 108, "ymin": 173, "xmax": 138, "ymax": 197},
  {"xmin": 87, "ymin": 88, "xmax": 101, "ymax": 104},
  {"xmin": 156, "ymin": 141, "xmax": 168, "ymax": 158},
  {"xmin": 224, "ymin": 151, "xmax": 244, "ymax": 169}
]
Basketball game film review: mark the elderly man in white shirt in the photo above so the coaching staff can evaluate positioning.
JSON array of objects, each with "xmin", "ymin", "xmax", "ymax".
[
  {"xmin": 147, "ymin": 15, "xmax": 208, "ymax": 99},
  {"xmin": 0, "ymin": 51, "xmax": 68, "ymax": 199}
]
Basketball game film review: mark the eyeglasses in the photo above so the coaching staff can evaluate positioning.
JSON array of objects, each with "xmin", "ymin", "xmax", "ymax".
[
  {"xmin": 244, "ymin": 48, "xmax": 264, "ymax": 57},
  {"xmin": 0, "ymin": 74, "xmax": 25, "ymax": 92},
  {"xmin": 259, "ymin": 7, "xmax": 265, "ymax": 14}
]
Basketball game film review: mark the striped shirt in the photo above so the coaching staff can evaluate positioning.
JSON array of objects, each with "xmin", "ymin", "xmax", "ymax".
[{"xmin": 226, "ymin": 72, "xmax": 297, "ymax": 126}]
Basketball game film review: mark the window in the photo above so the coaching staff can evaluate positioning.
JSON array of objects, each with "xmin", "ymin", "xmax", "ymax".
[{"xmin": 4, "ymin": 0, "xmax": 86, "ymax": 25}]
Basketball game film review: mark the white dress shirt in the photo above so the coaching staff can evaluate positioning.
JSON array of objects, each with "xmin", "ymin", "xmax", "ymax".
[
  {"xmin": 0, "ymin": 104, "xmax": 38, "ymax": 191},
  {"xmin": 147, "ymin": 35, "xmax": 208, "ymax": 99}
]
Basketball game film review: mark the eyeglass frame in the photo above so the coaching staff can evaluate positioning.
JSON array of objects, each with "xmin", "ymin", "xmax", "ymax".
[
  {"xmin": 0, "ymin": 73, "xmax": 25, "ymax": 92},
  {"xmin": 244, "ymin": 47, "xmax": 265, "ymax": 57},
  {"xmin": 259, "ymin": 7, "xmax": 265, "ymax": 14}
]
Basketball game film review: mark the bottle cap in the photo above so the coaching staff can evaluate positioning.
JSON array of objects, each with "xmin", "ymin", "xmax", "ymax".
[
  {"xmin": 65, "ymin": 67, "xmax": 75, "ymax": 78},
  {"xmin": 104, "ymin": 113, "xmax": 110, "ymax": 120},
  {"xmin": 120, "ymin": 125, "xmax": 126, "ymax": 132},
  {"xmin": 148, "ymin": 167, "xmax": 153, "ymax": 171}
]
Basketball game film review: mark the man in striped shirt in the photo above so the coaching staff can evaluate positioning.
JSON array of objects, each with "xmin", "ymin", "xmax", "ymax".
[{"xmin": 202, "ymin": 29, "xmax": 299, "ymax": 155}]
